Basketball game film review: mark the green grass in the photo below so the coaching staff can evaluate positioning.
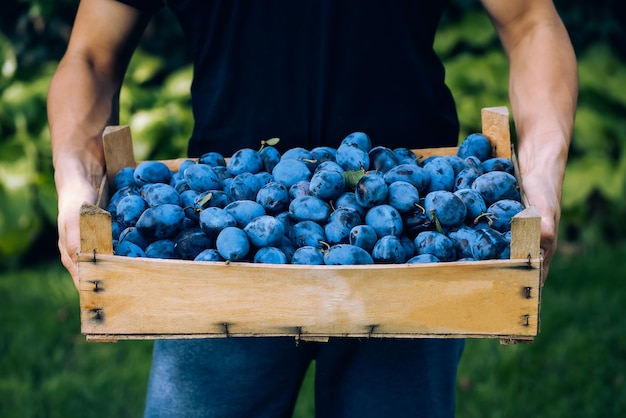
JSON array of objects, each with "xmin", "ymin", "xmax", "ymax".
[
  {"xmin": 456, "ymin": 245, "xmax": 626, "ymax": 418},
  {"xmin": 1, "ymin": 246, "xmax": 625, "ymax": 417},
  {"xmin": 0, "ymin": 261, "xmax": 153, "ymax": 417}
]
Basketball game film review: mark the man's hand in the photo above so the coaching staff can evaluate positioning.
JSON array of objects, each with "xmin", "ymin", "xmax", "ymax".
[
  {"xmin": 55, "ymin": 168, "xmax": 101, "ymax": 288},
  {"xmin": 520, "ymin": 168, "xmax": 562, "ymax": 283}
]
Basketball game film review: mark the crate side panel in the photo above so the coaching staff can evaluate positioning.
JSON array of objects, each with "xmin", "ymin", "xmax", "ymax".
[{"xmin": 79, "ymin": 256, "xmax": 540, "ymax": 338}]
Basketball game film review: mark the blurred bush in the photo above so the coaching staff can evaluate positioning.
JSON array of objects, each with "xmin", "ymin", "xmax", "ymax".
[
  {"xmin": 436, "ymin": 7, "xmax": 626, "ymax": 253},
  {"xmin": 0, "ymin": 1, "xmax": 192, "ymax": 268},
  {"xmin": 0, "ymin": 1, "xmax": 624, "ymax": 268}
]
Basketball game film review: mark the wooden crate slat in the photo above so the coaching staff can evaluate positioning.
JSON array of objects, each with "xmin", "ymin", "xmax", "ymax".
[{"xmin": 79, "ymin": 255, "xmax": 540, "ymax": 339}]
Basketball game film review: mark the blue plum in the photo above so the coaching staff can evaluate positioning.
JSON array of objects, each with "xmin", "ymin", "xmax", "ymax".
[
  {"xmin": 174, "ymin": 228, "xmax": 213, "ymax": 260},
  {"xmin": 387, "ymin": 181, "xmax": 420, "ymax": 213},
  {"xmin": 224, "ymin": 200, "xmax": 266, "ymax": 228},
  {"xmin": 180, "ymin": 189, "xmax": 201, "ymax": 222},
  {"xmin": 340, "ymin": 131, "xmax": 372, "ymax": 152},
  {"xmin": 407, "ymin": 254, "xmax": 440, "ymax": 264},
  {"xmin": 134, "ymin": 161, "xmax": 171, "ymax": 186},
  {"xmin": 253, "ymin": 247, "xmax": 288, "ymax": 264},
  {"xmin": 365, "ymin": 204, "xmax": 403, "ymax": 238},
  {"xmin": 215, "ymin": 226, "xmax": 250, "ymax": 261},
  {"xmin": 402, "ymin": 207, "xmax": 433, "ymax": 239},
  {"xmin": 383, "ymin": 163, "xmax": 431, "ymax": 193},
  {"xmin": 453, "ymin": 189, "xmax": 487, "ymax": 225},
  {"xmin": 183, "ymin": 163, "xmax": 222, "ymax": 192},
  {"xmin": 256, "ymin": 181, "xmax": 290, "ymax": 214},
  {"xmin": 487, "ymin": 199, "xmax": 524, "ymax": 232},
  {"xmin": 289, "ymin": 180, "xmax": 312, "ymax": 200},
  {"xmin": 315, "ymin": 160, "xmax": 344, "ymax": 174},
  {"xmin": 311, "ymin": 146, "xmax": 337, "ymax": 164},
  {"xmin": 457, "ymin": 133, "xmax": 492, "ymax": 162},
  {"xmin": 292, "ymin": 246, "xmax": 325, "ymax": 265},
  {"xmin": 481, "ymin": 157, "xmax": 514, "ymax": 174},
  {"xmin": 372, "ymin": 235, "xmax": 406, "ymax": 264},
  {"xmin": 194, "ymin": 248, "xmax": 225, "ymax": 262},
  {"xmin": 423, "ymin": 190, "xmax": 467, "ymax": 229},
  {"xmin": 394, "ymin": 148, "xmax": 418, "ymax": 164},
  {"xmin": 334, "ymin": 192, "xmax": 365, "ymax": 217},
  {"xmin": 228, "ymin": 172, "xmax": 262, "ymax": 201},
  {"xmin": 369, "ymin": 146, "xmax": 398, "ymax": 173},
  {"xmin": 324, "ymin": 207, "xmax": 362, "ymax": 245},
  {"xmin": 447, "ymin": 226, "xmax": 478, "ymax": 260},
  {"xmin": 400, "ymin": 235, "xmax": 416, "ymax": 260},
  {"xmin": 243, "ymin": 215, "xmax": 285, "ymax": 248},
  {"xmin": 323, "ymin": 244, "xmax": 374, "ymax": 265},
  {"xmin": 336, "ymin": 143, "xmax": 370, "ymax": 171},
  {"xmin": 454, "ymin": 167, "xmax": 481, "ymax": 191},
  {"xmin": 145, "ymin": 239, "xmax": 178, "ymax": 259},
  {"xmin": 227, "ymin": 148, "xmax": 264, "ymax": 175},
  {"xmin": 118, "ymin": 226, "xmax": 149, "ymax": 250},
  {"xmin": 272, "ymin": 159, "xmax": 312, "ymax": 189},
  {"xmin": 289, "ymin": 220, "xmax": 326, "ymax": 248},
  {"xmin": 198, "ymin": 206, "xmax": 237, "ymax": 238},
  {"xmin": 115, "ymin": 194, "xmax": 147, "ymax": 227},
  {"xmin": 289, "ymin": 195, "xmax": 331, "ymax": 224},
  {"xmin": 141, "ymin": 183, "xmax": 182, "ymax": 207},
  {"xmin": 136, "ymin": 203, "xmax": 185, "ymax": 240},
  {"xmin": 349, "ymin": 224, "xmax": 378, "ymax": 253},
  {"xmin": 198, "ymin": 151, "xmax": 226, "ymax": 167},
  {"xmin": 414, "ymin": 231, "xmax": 455, "ymax": 261},
  {"xmin": 194, "ymin": 190, "xmax": 234, "ymax": 211},
  {"xmin": 355, "ymin": 173, "xmax": 388, "ymax": 208},
  {"xmin": 471, "ymin": 171, "xmax": 520, "ymax": 205},
  {"xmin": 281, "ymin": 147, "xmax": 316, "ymax": 172},
  {"xmin": 309, "ymin": 168, "xmax": 346, "ymax": 201},
  {"xmin": 422, "ymin": 156, "xmax": 455, "ymax": 192},
  {"xmin": 113, "ymin": 167, "xmax": 136, "ymax": 190},
  {"xmin": 114, "ymin": 240, "xmax": 146, "ymax": 257},
  {"xmin": 259, "ymin": 146, "xmax": 281, "ymax": 173}
]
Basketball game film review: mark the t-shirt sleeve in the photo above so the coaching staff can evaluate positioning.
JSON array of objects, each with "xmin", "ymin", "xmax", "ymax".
[{"xmin": 116, "ymin": 0, "xmax": 164, "ymax": 15}]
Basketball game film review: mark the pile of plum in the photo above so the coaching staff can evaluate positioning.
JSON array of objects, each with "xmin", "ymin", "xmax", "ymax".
[{"xmin": 108, "ymin": 132, "xmax": 524, "ymax": 265}]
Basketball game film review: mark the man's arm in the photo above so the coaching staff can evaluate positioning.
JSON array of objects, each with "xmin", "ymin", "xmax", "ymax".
[
  {"xmin": 48, "ymin": 0, "xmax": 151, "ymax": 288},
  {"xmin": 481, "ymin": 0, "xmax": 578, "ymax": 281}
]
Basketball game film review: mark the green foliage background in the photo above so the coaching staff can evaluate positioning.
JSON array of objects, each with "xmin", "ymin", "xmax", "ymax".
[
  {"xmin": 0, "ymin": 2, "xmax": 625, "ymax": 418},
  {"xmin": 0, "ymin": 0, "xmax": 624, "ymax": 267}
]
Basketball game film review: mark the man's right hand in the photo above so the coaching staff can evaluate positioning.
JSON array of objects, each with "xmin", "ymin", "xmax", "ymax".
[{"xmin": 55, "ymin": 167, "xmax": 102, "ymax": 289}]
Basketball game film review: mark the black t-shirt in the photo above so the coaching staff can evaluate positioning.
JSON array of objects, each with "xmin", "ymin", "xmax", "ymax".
[{"xmin": 117, "ymin": 0, "xmax": 459, "ymax": 157}]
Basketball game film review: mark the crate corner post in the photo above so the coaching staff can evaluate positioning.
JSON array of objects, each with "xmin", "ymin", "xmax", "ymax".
[
  {"xmin": 78, "ymin": 202, "xmax": 114, "ymax": 341},
  {"xmin": 103, "ymin": 125, "xmax": 137, "ymax": 185},
  {"xmin": 481, "ymin": 106, "xmax": 512, "ymax": 160}
]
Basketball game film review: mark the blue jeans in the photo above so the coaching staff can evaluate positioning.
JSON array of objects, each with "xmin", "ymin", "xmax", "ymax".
[{"xmin": 143, "ymin": 337, "xmax": 465, "ymax": 418}]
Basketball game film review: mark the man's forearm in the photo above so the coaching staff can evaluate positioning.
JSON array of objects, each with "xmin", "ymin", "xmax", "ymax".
[
  {"xmin": 506, "ymin": 17, "xmax": 578, "ymax": 185},
  {"xmin": 48, "ymin": 53, "xmax": 122, "ymax": 190}
]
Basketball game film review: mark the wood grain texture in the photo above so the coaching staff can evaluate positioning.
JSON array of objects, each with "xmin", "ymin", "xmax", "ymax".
[
  {"xmin": 481, "ymin": 106, "xmax": 512, "ymax": 160},
  {"xmin": 102, "ymin": 126, "xmax": 136, "ymax": 185},
  {"xmin": 79, "ymin": 254, "xmax": 540, "ymax": 341},
  {"xmin": 79, "ymin": 204, "xmax": 113, "ymax": 257}
]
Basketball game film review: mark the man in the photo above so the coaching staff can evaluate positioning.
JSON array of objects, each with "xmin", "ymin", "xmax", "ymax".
[{"xmin": 48, "ymin": 1, "xmax": 577, "ymax": 416}]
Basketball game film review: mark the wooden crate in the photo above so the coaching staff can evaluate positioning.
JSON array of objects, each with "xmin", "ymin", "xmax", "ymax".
[{"xmin": 78, "ymin": 106, "xmax": 542, "ymax": 344}]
